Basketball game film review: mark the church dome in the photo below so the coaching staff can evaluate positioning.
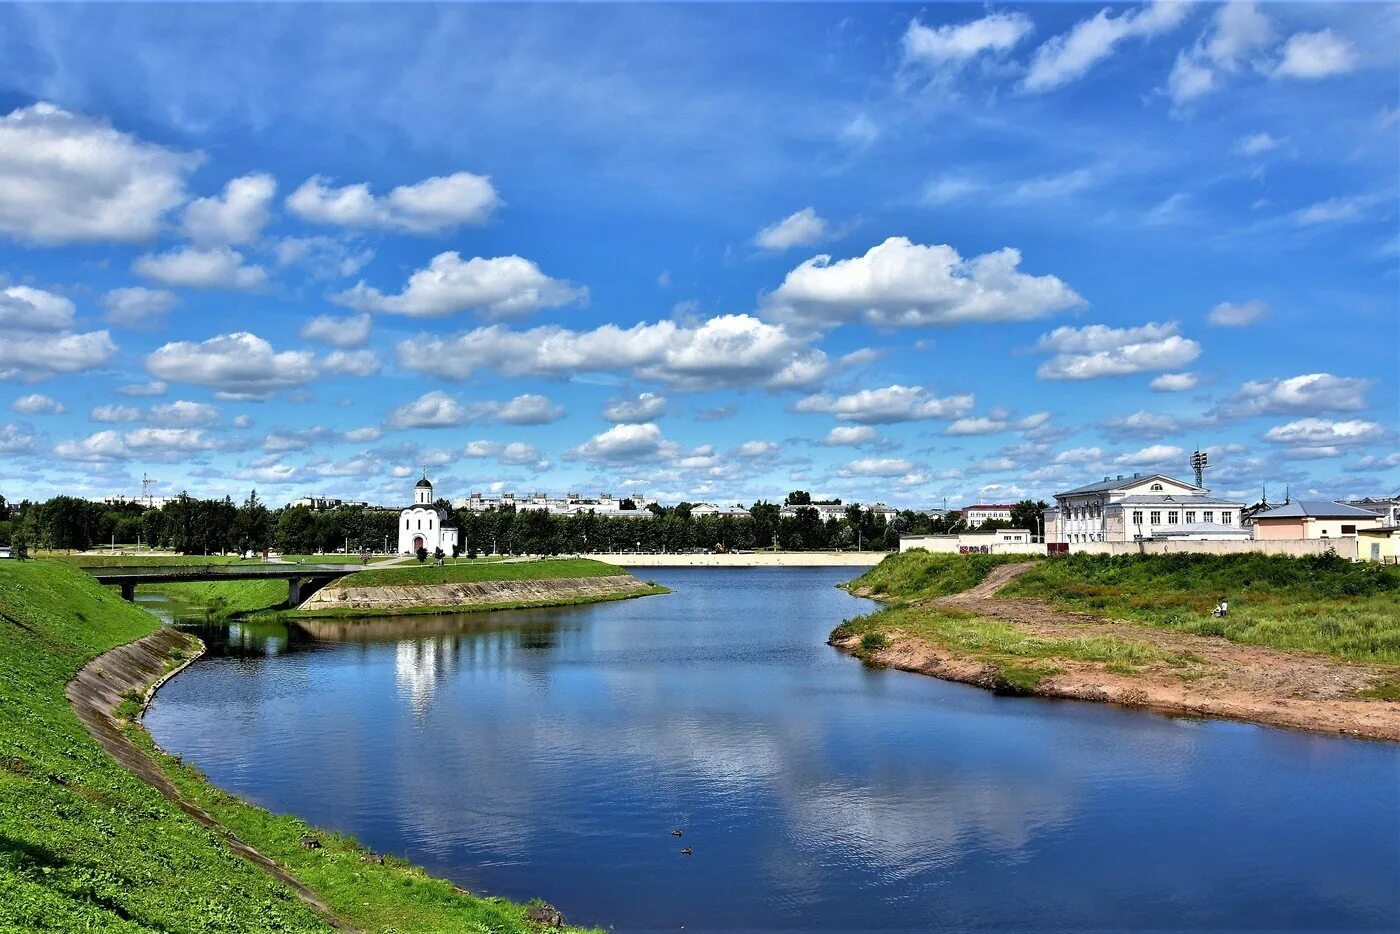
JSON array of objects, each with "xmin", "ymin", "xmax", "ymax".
[{"xmin": 415, "ymin": 477, "xmax": 433, "ymax": 489}]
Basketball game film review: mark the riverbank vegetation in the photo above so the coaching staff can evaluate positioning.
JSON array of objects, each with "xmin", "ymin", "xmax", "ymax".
[
  {"xmin": 1005, "ymin": 553, "xmax": 1400, "ymax": 663},
  {"xmin": 847, "ymin": 550, "xmax": 1035, "ymax": 602},
  {"xmin": 342, "ymin": 556, "xmax": 629, "ymax": 587},
  {"xmin": 0, "ymin": 559, "xmax": 596, "ymax": 931}
]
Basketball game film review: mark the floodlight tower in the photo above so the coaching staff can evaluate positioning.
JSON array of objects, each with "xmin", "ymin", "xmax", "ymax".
[
  {"xmin": 1190, "ymin": 450, "xmax": 1210, "ymax": 488},
  {"xmin": 141, "ymin": 473, "xmax": 158, "ymax": 507}
]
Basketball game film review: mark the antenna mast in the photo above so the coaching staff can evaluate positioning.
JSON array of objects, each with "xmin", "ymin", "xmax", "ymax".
[{"xmin": 141, "ymin": 472, "xmax": 157, "ymax": 508}]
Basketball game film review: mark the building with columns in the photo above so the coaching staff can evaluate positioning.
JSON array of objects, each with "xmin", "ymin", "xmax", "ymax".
[
  {"xmin": 1045, "ymin": 473, "xmax": 1245, "ymax": 544},
  {"xmin": 398, "ymin": 473, "xmax": 459, "ymax": 555}
]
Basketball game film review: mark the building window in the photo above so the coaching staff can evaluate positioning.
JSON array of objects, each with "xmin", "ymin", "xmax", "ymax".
[
  {"xmin": 1150, "ymin": 511, "xmax": 1161, "ymax": 525},
  {"xmin": 1168, "ymin": 511, "xmax": 1179, "ymax": 524},
  {"xmin": 428, "ymin": 519, "xmax": 433, "ymax": 529},
  {"xmin": 1203, "ymin": 511, "xmax": 1214, "ymax": 524},
  {"xmin": 1221, "ymin": 513, "xmax": 1232, "ymax": 525},
  {"xmin": 404, "ymin": 518, "xmax": 409, "ymax": 530},
  {"xmin": 1342, "ymin": 525, "xmax": 1356, "ymax": 534},
  {"xmin": 1150, "ymin": 483, "xmax": 1164, "ymax": 492},
  {"xmin": 1132, "ymin": 511, "xmax": 1143, "ymax": 526},
  {"xmin": 416, "ymin": 519, "xmax": 421, "ymax": 530},
  {"xmin": 1185, "ymin": 511, "xmax": 1196, "ymax": 524}
]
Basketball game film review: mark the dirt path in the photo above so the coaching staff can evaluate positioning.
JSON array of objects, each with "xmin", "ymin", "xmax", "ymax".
[
  {"xmin": 839, "ymin": 562, "xmax": 1400, "ymax": 741},
  {"xmin": 67, "ymin": 628, "xmax": 359, "ymax": 931}
]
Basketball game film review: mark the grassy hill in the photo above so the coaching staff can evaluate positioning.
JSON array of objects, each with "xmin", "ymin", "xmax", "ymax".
[
  {"xmin": 341, "ymin": 556, "xmax": 629, "ymax": 588},
  {"xmin": 0, "ymin": 559, "xmax": 594, "ymax": 932}
]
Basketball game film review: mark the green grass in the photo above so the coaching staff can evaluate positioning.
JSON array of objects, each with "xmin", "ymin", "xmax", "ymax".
[
  {"xmin": 283, "ymin": 585, "xmax": 669, "ymax": 620},
  {"xmin": 145, "ymin": 578, "xmax": 290, "ymax": 616},
  {"xmin": 0, "ymin": 559, "xmax": 596, "ymax": 932},
  {"xmin": 1004, "ymin": 553, "xmax": 1400, "ymax": 663},
  {"xmin": 47, "ymin": 553, "xmax": 251, "ymax": 568},
  {"xmin": 342, "ymin": 557, "xmax": 629, "ymax": 588},
  {"xmin": 847, "ymin": 551, "xmax": 1036, "ymax": 603}
]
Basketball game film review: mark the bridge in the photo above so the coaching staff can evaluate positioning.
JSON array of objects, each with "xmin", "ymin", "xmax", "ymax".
[{"xmin": 88, "ymin": 563, "xmax": 361, "ymax": 606}]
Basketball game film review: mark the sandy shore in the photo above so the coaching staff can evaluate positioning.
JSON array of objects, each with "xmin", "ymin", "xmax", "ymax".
[{"xmin": 590, "ymin": 551, "xmax": 888, "ymax": 568}]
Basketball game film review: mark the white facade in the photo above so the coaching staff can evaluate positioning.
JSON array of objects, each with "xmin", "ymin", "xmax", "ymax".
[
  {"xmin": 778, "ymin": 501, "xmax": 898, "ymax": 522},
  {"xmin": 454, "ymin": 490, "xmax": 654, "ymax": 517},
  {"xmin": 900, "ymin": 529, "xmax": 1037, "ymax": 554},
  {"xmin": 1046, "ymin": 473, "xmax": 1244, "ymax": 544},
  {"xmin": 398, "ymin": 476, "xmax": 459, "ymax": 555},
  {"xmin": 962, "ymin": 504, "xmax": 1016, "ymax": 527},
  {"xmin": 689, "ymin": 503, "xmax": 752, "ymax": 517}
]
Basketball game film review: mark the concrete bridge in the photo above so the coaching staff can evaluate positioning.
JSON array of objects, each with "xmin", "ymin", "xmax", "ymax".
[{"xmin": 88, "ymin": 563, "xmax": 360, "ymax": 606}]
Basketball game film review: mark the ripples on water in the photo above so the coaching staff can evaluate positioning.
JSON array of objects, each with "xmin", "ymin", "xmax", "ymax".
[{"xmin": 143, "ymin": 568, "xmax": 1400, "ymax": 931}]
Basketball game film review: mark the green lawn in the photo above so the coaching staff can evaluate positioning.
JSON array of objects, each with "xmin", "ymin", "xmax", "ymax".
[
  {"xmin": 47, "ymin": 553, "xmax": 252, "ymax": 568},
  {"xmin": 1003, "ymin": 552, "xmax": 1400, "ymax": 663},
  {"xmin": 848, "ymin": 550, "xmax": 1036, "ymax": 603},
  {"xmin": 144, "ymin": 578, "xmax": 290, "ymax": 616},
  {"xmin": 342, "ymin": 557, "xmax": 628, "ymax": 588},
  {"xmin": 0, "ymin": 559, "xmax": 595, "ymax": 932}
]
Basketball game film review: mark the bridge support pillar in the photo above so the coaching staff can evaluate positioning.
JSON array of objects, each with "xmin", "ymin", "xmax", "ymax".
[
  {"xmin": 287, "ymin": 577, "xmax": 303, "ymax": 607},
  {"xmin": 120, "ymin": 582, "xmax": 136, "ymax": 602}
]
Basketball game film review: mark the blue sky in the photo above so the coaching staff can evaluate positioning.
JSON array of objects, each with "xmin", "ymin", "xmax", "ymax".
[{"xmin": 0, "ymin": 2, "xmax": 1395, "ymax": 509}]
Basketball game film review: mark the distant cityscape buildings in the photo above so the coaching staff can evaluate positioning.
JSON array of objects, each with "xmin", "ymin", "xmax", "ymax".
[
  {"xmin": 778, "ymin": 502, "xmax": 898, "ymax": 522},
  {"xmin": 455, "ymin": 490, "xmax": 656, "ymax": 518}
]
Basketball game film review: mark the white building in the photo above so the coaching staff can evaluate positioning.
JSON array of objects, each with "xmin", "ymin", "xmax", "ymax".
[
  {"xmin": 689, "ymin": 503, "xmax": 752, "ymax": 518},
  {"xmin": 900, "ymin": 529, "xmax": 1037, "ymax": 554},
  {"xmin": 399, "ymin": 474, "xmax": 459, "ymax": 556},
  {"xmin": 454, "ymin": 490, "xmax": 654, "ymax": 517},
  {"xmin": 1045, "ymin": 473, "xmax": 1244, "ymax": 544},
  {"xmin": 778, "ymin": 501, "xmax": 898, "ymax": 522},
  {"xmin": 289, "ymin": 495, "xmax": 368, "ymax": 510},
  {"xmin": 962, "ymin": 503, "xmax": 1016, "ymax": 527}
]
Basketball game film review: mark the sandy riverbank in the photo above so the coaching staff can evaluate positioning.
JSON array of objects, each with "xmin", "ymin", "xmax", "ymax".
[{"xmin": 591, "ymin": 551, "xmax": 888, "ymax": 568}]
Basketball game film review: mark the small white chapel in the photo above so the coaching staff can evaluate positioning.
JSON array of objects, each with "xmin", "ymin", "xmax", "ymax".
[{"xmin": 398, "ymin": 472, "xmax": 459, "ymax": 555}]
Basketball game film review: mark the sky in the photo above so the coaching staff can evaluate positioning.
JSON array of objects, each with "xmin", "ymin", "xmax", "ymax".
[{"xmin": 0, "ymin": 1, "xmax": 1396, "ymax": 510}]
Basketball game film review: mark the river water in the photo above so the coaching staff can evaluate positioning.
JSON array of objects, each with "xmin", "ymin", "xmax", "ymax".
[{"xmin": 143, "ymin": 568, "xmax": 1400, "ymax": 931}]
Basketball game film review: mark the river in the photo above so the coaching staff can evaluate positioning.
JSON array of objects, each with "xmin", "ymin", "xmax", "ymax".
[{"xmin": 143, "ymin": 567, "xmax": 1400, "ymax": 931}]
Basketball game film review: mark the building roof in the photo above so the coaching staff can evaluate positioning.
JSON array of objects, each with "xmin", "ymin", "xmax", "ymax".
[
  {"xmin": 1250, "ymin": 500, "xmax": 1380, "ymax": 520},
  {"xmin": 1151, "ymin": 523, "xmax": 1252, "ymax": 537},
  {"xmin": 1358, "ymin": 526, "xmax": 1400, "ymax": 535},
  {"xmin": 1056, "ymin": 473, "xmax": 1203, "ymax": 497},
  {"xmin": 415, "ymin": 477, "xmax": 434, "ymax": 489}
]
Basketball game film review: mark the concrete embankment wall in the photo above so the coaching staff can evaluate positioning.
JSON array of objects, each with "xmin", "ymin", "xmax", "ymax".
[
  {"xmin": 301, "ymin": 574, "xmax": 655, "ymax": 610},
  {"xmin": 590, "ymin": 551, "xmax": 887, "ymax": 568},
  {"xmin": 1068, "ymin": 538, "xmax": 1360, "ymax": 559}
]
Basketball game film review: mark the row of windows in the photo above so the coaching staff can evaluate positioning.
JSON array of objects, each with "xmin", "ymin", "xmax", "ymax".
[
  {"xmin": 1131, "ymin": 510, "xmax": 1232, "ymax": 526},
  {"xmin": 403, "ymin": 517, "xmax": 434, "ymax": 530}
]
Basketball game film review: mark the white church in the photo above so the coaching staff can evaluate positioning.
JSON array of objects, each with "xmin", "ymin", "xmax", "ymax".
[{"xmin": 398, "ymin": 473, "xmax": 459, "ymax": 556}]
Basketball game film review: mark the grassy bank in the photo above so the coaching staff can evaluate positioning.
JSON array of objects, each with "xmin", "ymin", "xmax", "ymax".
[
  {"xmin": 1004, "ymin": 553, "xmax": 1400, "ymax": 663},
  {"xmin": 288, "ymin": 585, "xmax": 669, "ymax": 620},
  {"xmin": 847, "ymin": 550, "xmax": 1035, "ymax": 602},
  {"xmin": 342, "ymin": 556, "xmax": 629, "ymax": 588},
  {"xmin": 148, "ymin": 578, "xmax": 290, "ymax": 616},
  {"xmin": 0, "ymin": 559, "xmax": 593, "ymax": 932}
]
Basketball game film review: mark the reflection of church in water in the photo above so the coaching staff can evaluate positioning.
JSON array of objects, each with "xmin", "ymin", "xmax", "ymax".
[
  {"xmin": 397, "ymin": 472, "xmax": 459, "ymax": 555},
  {"xmin": 393, "ymin": 627, "xmax": 569, "ymax": 713}
]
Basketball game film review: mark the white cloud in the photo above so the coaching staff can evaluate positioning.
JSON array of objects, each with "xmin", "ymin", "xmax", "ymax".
[
  {"xmin": 1232, "ymin": 132, "xmax": 1285, "ymax": 156},
  {"xmin": 342, "ymin": 427, "xmax": 380, "ymax": 443},
  {"xmin": 603, "ymin": 392, "xmax": 667, "ymax": 423},
  {"xmin": 1101, "ymin": 410, "xmax": 1189, "ymax": 440},
  {"xmin": 182, "ymin": 173, "xmax": 276, "ymax": 245},
  {"xmin": 150, "ymin": 400, "xmax": 219, "ymax": 425},
  {"xmin": 839, "ymin": 457, "xmax": 917, "ymax": 478},
  {"xmin": 133, "ymin": 245, "xmax": 268, "ymax": 290},
  {"xmin": 300, "ymin": 312, "xmax": 372, "ymax": 347},
  {"xmin": 91, "ymin": 404, "xmax": 142, "ymax": 423},
  {"xmin": 11, "ymin": 393, "xmax": 64, "ymax": 415},
  {"xmin": 823, "ymin": 425, "xmax": 877, "ymax": 446},
  {"xmin": 767, "ymin": 236, "xmax": 1083, "ymax": 330},
  {"xmin": 1274, "ymin": 29, "xmax": 1358, "ymax": 79},
  {"xmin": 384, "ymin": 390, "xmax": 563, "ymax": 429},
  {"xmin": 1293, "ymin": 196, "xmax": 1372, "ymax": 226},
  {"xmin": 1218, "ymin": 373, "xmax": 1370, "ymax": 418},
  {"xmin": 944, "ymin": 411, "xmax": 1052, "ymax": 436},
  {"xmin": 0, "ymin": 331, "xmax": 117, "ymax": 381},
  {"xmin": 146, "ymin": 332, "xmax": 318, "ymax": 399},
  {"xmin": 286, "ymin": 171, "xmax": 499, "ymax": 233},
  {"xmin": 1054, "ymin": 446, "xmax": 1106, "ymax": 464},
  {"xmin": 0, "ymin": 286, "xmax": 75, "ymax": 331},
  {"xmin": 0, "ymin": 422, "xmax": 36, "ymax": 453},
  {"xmin": 1034, "ymin": 321, "xmax": 1201, "ymax": 380},
  {"xmin": 755, "ymin": 207, "xmax": 829, "ymax": 251},
  {"xmin": 333, "ymin": 251, "xmax": 583, "ymax": 319},
  {"xmin": 902, "ymin": 12, "xmax": 1033, "ymax": 73},
  {"xmin": 0, "ymin": 102, "xmax": 198, "ymax": 244},
  {"xmin": 1168, "ymin": 0, "xmax": 1274, "ymax": 105},
  {"xmin": 55, "ymin": 427, "xmax": 218, "ymax": 462},
  {"xmin": 1208, "ymin": 299, "xmax": 1268, "ymax": 326},
  {"xmin": 462, "ymin": 440, "xmax": 547, "ymax": 468},
  {"xmin": 1263, "ymin": 418, "xmax": 1385, "ymax": 457},
  {"xmin": 320, "ymin": 349, "xmax": 381, "ymax": 377},
  {"xmin": 397, "ymin": 314, "xmax": 827, "ymax": 392},
  {"xmin": 733, "ymin": 440, "xmax": 780, "ymax": 459},
  {"xmin": 1024, "ymin": 1, "xmax": 1191, "ymax": 93},
  {"xmin": 101, "ymin": 287, "xmax": 179, "ymax": 328},
  {"xmin": 117, "ymin": 380, "xmax": 166, "ymax": 397},
  {"xmin": 795, "ymin": 384, "xmax": 974, "ymax": 424},
  {"xmin": 275, "ymin": 236, "xmax": 373, "ymax": 279},
  {"xmin": 1117, "ymin": 444, "xmax": 1187, "ymax": 467},
  {"xmin": 1150, "ymin": 372, "xmax": 1199, "ymax": 392},
  {"xmin": 569, "ymin": 422, "xmax": 672, "ymax": 463}
]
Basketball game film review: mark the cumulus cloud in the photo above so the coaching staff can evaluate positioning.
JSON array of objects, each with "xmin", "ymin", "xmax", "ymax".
[
  {"xmin": 286, "ymin": 172, "xmax": 499, "ymax": 232},
  {"xmin": 0, "ymin": 102, "xmax": 198, "ymax": 244},
  {"xmin": 795, "ymin": 384, "xmax": 973, "ymax": 424},
  {"xmin": 133, "ymin": 245, "xmax": 268, "ymax": 290},
  {"xmin": 150, "ymin": 400, "xmax": 219, "ymax": 425},
  {"xmin": 384, "ymin": 390, "xmax": 563, "ymax": 429},
  {"xmin": 1216, "ymin": 373, "xmax": 1370, "ymax": 418},
  {"xmin": 117, "ymin": 380, "xmax": 167, "ymax": 397},
  {"xmin": 397, "ymin": 314, "xmax": 827, "ymax": 392},
  {"xmin": 1208, "ymin": 299, "xmax": 1267, "ymax": 326},
  {"xmin": 55, "ymin": 427, "xmax": 218, "ymax": 462},
  {"xmin": 462, "ymin": 440, "xmax": 547, "ymax": 468},
  {"xmin": 603, "ymin": 392, "xmax": 667, "ymax": 423},
  {"xmin": 1101, "ymin": 410, "xmax": 1191, "ymax": 441},
  {"xmin": 275, "ymin": 236, "xmax": 374, "ymax": 279},
  {"xmin": 91, "ymin": 404, "xmax": 142, "ymax": 423},
  {"xmin": 300, "ymin": 312, "xmax": 372, "ymax": 347},
  {"xmin": 1149, "ymin": 372, "xmax": 1199, "ymax": 392},
  {"xmin": 755, "ymin": 208, "xmax": 829, "ymax": 251},
  {"xmin": 569, "ymin": 422, "xmax": 673, "ymax": 463},
  {"xmin": 182, "ymin": 173, "xmax": 276, "ymax": 245},
  {"xmin": 333, "ymin": 251, "xmax": 583, "ymax": 319},
  {"xmin": 0, "ymin": 331, "xmax": 117, "ymax": 381},
  {"xmin": 0, "ymin": 422, "xmax": 36, "ymax": 453},
  {"xmin": 767, "ymin": 236, "xmax": 1083, "ymax": 330},
  {"xmin": 1, "ymin": 285, "xmax": 75, "ymax": 331},
  {"xmin": 1168, "ymin": 0, "xmax": 1274, "ymax": 105},
  {"xmin": 146, "ymin": 332, "xmax": 318, "ymax": 399},
  {"xmin": 823, "ymin": 425, "xmax": 878, "ymax": 446},
  {"xmin": 1263, "ymin": 417, "xmax": 1385, "ymax": 458},
  {"xmin": 1232, "ymin": 132, "xmax": 1285, "ymax": 157},
  {"xmin": 1116, "ymin": 444, "xmax": 1187, "ymax": 467},
  {"xmin": 733, "ymin": 440, "xmax": 780, "ymax": 459},
  {"xmin": 945, "ymin": 411, "xmax": 1051, "ymax": 436},
  {"xmin": 1054, "ymin": 446, "xmax": 1107, "ymax": 464},
  {"xmin": 320, "ymin": 349, "xmax": 381, "ymax": 377},
  {"xmin": 838, "ymin": 457, "xmax": 918, "ymax": 478},
  {"xmin": 101, "ymin": 287, "xmax": 179, "ymax": 328},
  {"xmin": 1024, "ymin": 1, "xmax": 1191, "ymax": 93},
  {"xmin": 1034, "ymin": 321, "xmax": 1201, "ymax": 380},
  {"xmin": 1273, "ymin": 29, "xmax": 1358, "ymax": 79},
  {"xmin": 11, "ymin": 393, "xmax": 64, "ymax": 415},
  {"xmin": 902, "ymin": 12, "xmax": 1033, "ymax": 74}
]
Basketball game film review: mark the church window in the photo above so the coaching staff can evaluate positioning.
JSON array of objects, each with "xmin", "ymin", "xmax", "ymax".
[
  {"xmin": 417, "ymin": 519, "xmax": 421, "ymax": 530},
  {"xmin": 428, "ymin": 519, "xmax": 433, "ymax": 529}
]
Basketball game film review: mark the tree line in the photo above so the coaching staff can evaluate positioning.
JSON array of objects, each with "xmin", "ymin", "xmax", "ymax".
[{"xmin": 0, "ymin": 491, "xmax": 1046, "ymax": 556}]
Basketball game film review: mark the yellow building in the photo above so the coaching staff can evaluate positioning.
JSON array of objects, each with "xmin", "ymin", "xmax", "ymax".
[{"xmin": 1357, "ymin": 527, "xmax": 1400, "ymax": 564}]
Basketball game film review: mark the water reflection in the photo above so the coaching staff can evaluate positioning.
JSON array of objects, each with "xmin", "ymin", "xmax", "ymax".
[{"xmin": 146, "ymin": 568, "xmax": 1400, "ymax": 932}]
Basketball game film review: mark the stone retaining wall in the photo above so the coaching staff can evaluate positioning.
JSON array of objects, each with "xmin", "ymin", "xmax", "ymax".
[{"xmin": 300, "ymin": 573, "xmax": 655, "ymax": 610}]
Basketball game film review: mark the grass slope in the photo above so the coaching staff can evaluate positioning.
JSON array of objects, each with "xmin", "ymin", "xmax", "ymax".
[
  {"xmin": 342, "ymin": 557, "xmax": 628, "ymax": 588},
  {"xmin": 848, "ymin": 550, "xmax": 1035, "ymax": 603},
  {"xmin": 0, "ymin": 559, "xmax": 595, "ymax": 932},
  {"xmin": 1004, "ymin": 553, "xmax": 1400, "ymax": 663}
]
